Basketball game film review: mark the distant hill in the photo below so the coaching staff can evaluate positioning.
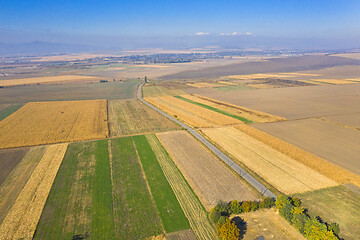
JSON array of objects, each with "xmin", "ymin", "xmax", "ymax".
[{"xmin": 0, "ymin": 41, "xmax": 102, "ymax": 56}]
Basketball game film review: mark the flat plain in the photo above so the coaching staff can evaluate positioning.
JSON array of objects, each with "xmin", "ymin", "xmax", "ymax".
[
  {"xmin": 0, "ymin": 100, "xmax": 108, "ymax": 149},
  {"xmin": 254, "ymin": 118, "xmax": 360, "ymax": 175},
  {"xmin": 108, "ymin": 99, "xmax": 179, "ymax": 137},
  {"xmin": 157, "ymin": 131, "xmax": 259, "ymax": 209},
  {"xmin": 0, "ymin": 148, "xmax": 29, "ymax": 185},
  {"xmin": 294, "ymin": 185, "xmax": 360, "ymax": 240},
  {"xmin": 201, "ymin": 127, "xmax": 337, "ymax": 194}
]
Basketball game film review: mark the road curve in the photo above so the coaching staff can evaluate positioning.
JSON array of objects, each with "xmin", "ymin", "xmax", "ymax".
[{"xmin": 137, "ymin": 83, "xmax": 277, "ymax": 199}]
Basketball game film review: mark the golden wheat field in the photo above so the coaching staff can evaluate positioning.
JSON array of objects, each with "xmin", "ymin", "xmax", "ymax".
[
  {"xmin": 201, "ymin": 127, "xmax": 337, "ymax": 194},
  {"xmin": 145, "ymin": 95, "xmax": 241, "ymax": 128},
  {"xmin": 0, "ymin": 100, "xmax": 108, "ymax": 149},
  {"xmin": 0, "ymin": 144, "xmax": 67, "ymax": 240},
  {"xmin": 0, "ymin": 75, "xmax": 100, "ymax": 87},
  {"xmin": 310, "ymin": 79, "xmax": 357, "ymax": 84},
  {"xmin": 188, "ymin": 94, "xmax": 285, "ymax": 123},
  {"xmin": 228, "ymin": 72, "xmax": 321, "ymax": 80},
  {"xmin": 186, "ymin": 82, "xmax": 223, "ymax": 88}
]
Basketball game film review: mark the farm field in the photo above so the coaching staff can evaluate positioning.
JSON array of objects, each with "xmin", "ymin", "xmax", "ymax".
[
  {"xmin": 0, "ymin": 144, "xmax": 67, "ymax": 240},
  {"xmin": 145, "ymin": 95, "xmax": 241, "ymax": 128},
  {"xmin": 234, "ymin": 209, "xmax": 305, "ymax": 240},
  {"xmin": 0, "ymin": 80, "xmax": 139, "ymax": 104},
  {"xmin": 178, "ymin": 94, "xmax": 284, "ymax": 123},
  {"xmin": 146, "ymin": 134, "xmax": 217, "ymax": 240},
  {"xmin": 0, "ymin": 100, "xmax": 108, "ymax": 149},
  {"xmin": 143, "ymin": 85, "xmax": 187, "ymax": 97},
  {"xmin": 200, "ymin": 127, "xmax": 337, "ymax": 194},
  {"xmin": 235, "ymin": 124, "xmax": 360, "ymax": 187},
  {"xmin": 108, "ymin": 99, "xmax": 179, "ymax": 137},
  {"xmin": 0, "ymin": 75, "xmax": 100, "ymax": 87},
  {"xmin": 156, "ymin": 131, "xmax": 259, "ymax": 209},
  {"xmin": 294, "ymin": 185, "xmax": 360, "ymax": 240},
  {"xmin": 0, "ymin": 104, "xmax": 23, "ymax": 121},
  {"xmin": 254, "ymin": 118, "xmax": 360, "ymax": 175},
  {"xmin": 323, "ymin": 113, "xmax": 360, "ymax": 129},
  {"xmin": 0, "ymin": 146, "xmax": 46, "ymax": 224},
  {"xmin": 0, "ymin": 147, "xmax": 29, "ymax": 185},
  {"xmin": 186, "ymin": 83, "xmax": 360, "ymax": 120}
]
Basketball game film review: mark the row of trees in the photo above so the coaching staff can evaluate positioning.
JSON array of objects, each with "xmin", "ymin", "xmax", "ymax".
[
  {"xmin": 209, "ymin": 197, "xmax": 275, "ymax": 239},
  {"xmin": 275, "ymin": 195, "xmax": 340, "ymax": 240}
]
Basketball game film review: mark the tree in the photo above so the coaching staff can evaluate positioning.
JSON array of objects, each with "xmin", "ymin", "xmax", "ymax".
[
  {"xmin": 209, "ymin": 208, "xmax": 221, "ymax": 223},
  {"xmin": 328, "ymin": 223, "xmax": 340, "ymax": 236},
  {"xmin": 291, "ymin": 197, "xmax": 301, "ymax": 207},
  {"xmin": 215, "ymin": 201, "xmax": 230, "ymax": 216},
  {"xmin": 304, "ymin": 217, "xmax": 338, "ymax": 240},
  {"xmin": 250, "ymin": 201, "xmax": 259, "ymax": 211},
  {"xmin": 279, "ymin": 204, "xmax": 293, "ymax": 223},
  {"xmin": 291, "ymin": 207, "xmax": 307, "ymax": 234},
  {"xmin": 260, "ymin": 197, "xmax": 275, "ymax": 208},
  {"xmin": 275, "ymin": 195, "xmax": 292, "ymax": 210},
  {"xmin": 241, "ymin": 201, "xmax": 251, "ymax": 212},
  {"xmin": 144, "ymin": 76, "xmax": 148, "ymax": 83},
  {"xmin": 229, "ymin": 200, "xmax": 242, "ymax": 214},
  {"xmin": 216, "ymin": 219, "xmax": 240, "ymax": 240}
]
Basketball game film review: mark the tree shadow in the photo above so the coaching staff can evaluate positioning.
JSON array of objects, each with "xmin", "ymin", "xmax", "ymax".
[
  {"xmin": 232, "ymin": 216, "xmax": 247, "ymax": 239},
  {"xmin": 72, "ymin": 232, "xmax": 90, "ymax": 240}
]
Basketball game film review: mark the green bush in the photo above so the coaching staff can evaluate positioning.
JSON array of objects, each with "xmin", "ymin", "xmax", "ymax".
[
  {"xmin": 209, "ymin": 208, "xmax": 221, "ymax": 223},
  {"xmin": 291, "ymin": 197, "xmax": 301, "ymax": 207},
  {"xmin": 215, "ymin": 201, "xmax": 230, "ymax": 216},
  {"xmin": 291, "ymin": 207, "xmax": 307, "ymax": 234},
  {"xmin": 304, "ymin": 217, "xmax": 338, "ymax": 240},
  {"xmin": 241, "ymin": 201, "xmax": 251, "ymax": 212},
  {"xmin": 218, "ymin": 216, "xmax": 228, "ymax": 225},
  {"xmin": 229, "ymin": 200, "xmax": 242, "ymax": 214},
  {"xmin": 259, "ymin": 197, "xmax": 275, "ymax": 208},
  {"xmin": 328, "ymin": 223, "xmax": 340, "ymax": 236},
  {"xmin": 279, "ymin": 204, "xmax": 293, "ymax": 223},
  {"xmin": 275, "ymin": 195, "xmax": 292, "ymax": 210},
  {"xmin": 250, "ymin": 201, "xmax": 259, "ymax": 211}
]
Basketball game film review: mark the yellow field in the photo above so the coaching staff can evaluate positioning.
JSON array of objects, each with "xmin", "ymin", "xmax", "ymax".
[
  {"xmin": 235, "ymin": 124, "xmax": 360, "ymax": 187},
  {"xmin": 310, "ymin": 79, "xmax": 358, "ymax": 84},
  {"xmin": 145, "ymin": 95, "xmax": 241, "ymax": 128},
  {"xmin": 0, "ymin": 143, "xmax": 67, "ymax": 240},
  {"xmin": 0, "ymin": 75, "xmax": 100, "ymax": 87},
  {"xmin": 142, "ymin": 85, "xmax": 187, "ymax": 97},
  {"xmin": 228, "ymin": 72, "xmax": 321, "ymax": 79},
  {"xmin": 201, "ymin": 127, "xmax": 337, "ymax": 194},
  {"xmin": 189, "ymin": 94, "xmax": 285, "ymax": 123},
  {"xmin": 186, "ymin": 82, "xmax": 223, "ymax": 88},
  {"xmin": 0, "ymin": 100, "xmax": 108, "ymax": 149},
  {"xmin": 218, "ymin": 81, "xmax": 238, "ymax": 85}
]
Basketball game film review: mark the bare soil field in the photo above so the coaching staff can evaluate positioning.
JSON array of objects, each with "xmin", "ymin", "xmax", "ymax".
[
  {"xmin": 0, "ymin": 80, "xmax": 139, "ymax": 104},
  {"xmin": 161, "ymin": 55, "xmax": 360, "ymax": 80},
  {"xmin": 0, "ymin": 148, "xmax": 29, "ymax": 185},
  {"xmin": 322, "ymin": 113, "xmax": 360, "ymax": 129},
  {"xmin": 0, "ymin": 147, "xmax": 46, "ymax": 224},
  {"xmin": 234, "ymin": 209, "xmax": 305, "ymax": 240},
  {"xmin": 253, "ymin": 119, "xmax": 360, "ymax": 175},
  {"xmin": 156, "ymin": 131, "xmax": 259, "ymax": 210},
  {"xmin": 186, "ymin": 94, "xmax": 284, "ymax": 123},
  {"xmin": 332, "ymin": 53, "xmax": 360, "ymax": 60},
  {"xmin": 0, "ymin": 100, "xmax": 108, "ymax": 149},
  {"xmin": 0, "ymin": 143, "xmax": 67, "ymax": 240},
  {"xmin": 145, "ymin": 95, "xmax": 241, "ymax": 128},
  {"xmin": 295, "ymin": 185, "xmax": 360, "ymax": 240},
  {"xmin": 187, "ymin": 83, "xmax": 360, "ymax": 120},
  {"xmin": 109, "ymin": 100, "xmax": 179, "ymax": 137},
  {"xmin": 0, "ymin": 75, "xmax": 100, "ymax": 87},
  {"xmin": 201, "ymin": 127, "xmax": 337, "ymax": 194}
]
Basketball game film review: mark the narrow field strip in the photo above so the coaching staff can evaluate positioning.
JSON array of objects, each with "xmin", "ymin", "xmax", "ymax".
[
  {"xmin": 174, "ymin": 95, "xmax": 252, "ymax": 123},
  {"xmin": 201, "ymin": 127, "xmax": 337, "ymax": 194},
  {"xmin": 0, "ymin": 143, "xmax": 68, "ymax": 240},
  {"xmin": 0, "ymin": 104, "xmax": 23, "ymax": 121},
  {"xmin": 146, "ymin": 134, "xmax": 217, "ymax": 240},
  {"xmin": 235, "ymin": 124, "xmax": 360, "ymax": 187},
  {"xmin": 0, "ymin": 146, "xmax": 46, "ymax": 224},
  {"xmin": 133, "ymin": 135, "xmax": 190, "ymax": 233},
  {"xmin": 110, "ymin": 137, "xmax": 163, "ymax": 239}
]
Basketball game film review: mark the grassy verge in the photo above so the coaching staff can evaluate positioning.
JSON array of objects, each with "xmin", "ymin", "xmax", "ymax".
[
  {"xmin": 133, "ymin": 135, "xmax": 190, "ymax": 233},
  {"xmin": 110, "ymin": 137, "xmax": 163, "ymax": 239},
  {"xmin": 146, "ymin": 134, "xmax": 217, "ymax": 239},
  {"xmin": 174, "ymin": 95, "xmax": 252, "ymax": 124},
  {"xmin": 0, "ymin": 104, "xmax": 23, "ymax": 121}
]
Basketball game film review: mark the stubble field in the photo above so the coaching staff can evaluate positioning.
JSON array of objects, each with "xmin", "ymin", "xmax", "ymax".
[
  {"xmin": 157, "ymin": 131, "xmax": 259, "ymax": 209},
  {"xmin": 0, "ymin": 100, "xmax": 108, "ymax": 149}
]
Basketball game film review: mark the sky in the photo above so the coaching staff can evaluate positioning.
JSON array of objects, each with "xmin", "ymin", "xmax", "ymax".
[{"xmin": 1, "ymin": 0, "xmax": 360, "ymax": 49}]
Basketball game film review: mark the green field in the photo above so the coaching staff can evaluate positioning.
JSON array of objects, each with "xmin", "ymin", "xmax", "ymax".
[
  {"xmin": 143, "ymin": 85, "xmax": 186, "ymax": 97},
  {"xmin": 110, "ymin": 137, "xmax": 163, "ymax": 239},
  {"xmin": 215, "ymin": 84, "xmax": 254, "ymax": 91},
  {"xmin": 174, "ymin": 95, "xmax": 252, "ymax": 123},
  {"xmin": 133, "ymin": 135, "xmax": 190, "ymax": 233},
  {"xmin": 0, "ymin": 104, "xmax": 23, "ymax": 121},
  {"xmin": 294, "ymin": 185, "xmax": 360, "ymax": 240}
]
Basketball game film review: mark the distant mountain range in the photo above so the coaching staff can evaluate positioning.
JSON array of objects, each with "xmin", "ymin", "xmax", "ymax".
[{"xmin": 0, "ymin": 41, "xmax": 102, "ymax": 56}]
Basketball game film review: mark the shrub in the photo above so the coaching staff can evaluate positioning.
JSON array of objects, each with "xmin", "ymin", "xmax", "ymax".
[
  {"xmin": 328, "ymin": 223, "xmax": 340, "ymax": 236},
  {"xmin": 279, "ymin": 204, "xmax": 293, "ymax": 223},
  {"xmin": 304, "ymin": 217, "xmax": 338, "ymax": 240},
  {"xmin": 275, "ymin": 195, "xmax": 292, "ymax": 210},
  {"xmin": 229, "ymin": 200, "xmax": 242, "ymax": 214},
  {"xmin": 291, "ymin": 197, "xmax": 301, "ymax": 207},
  {"xmin": 218, "ymin": 216, "xmax": 228, "ymax": 225},
  {"xmin": 250, "ymin": 201, "xmax": 259, "ymax": 211},
  {"xmin": 209, "ymin": 208, "xmax": 221, "ymax": 223},
  {"xmin": 259, "ymin": 197, "xmax": 275, "ymax": 209},
  {"xmin": 215, "ymin": 201, "xmax": 230, "ymax": 216},
  {"xmin": 216, "ymin": 219, "xmax": 240, "ymax": 240},
  {"xmin": 291, "ymin": 207, "xmax": 307, "ymax": 234},
  {"xmin": 241, "ymin": 201, "xmax": 251, "ymax": 212}
]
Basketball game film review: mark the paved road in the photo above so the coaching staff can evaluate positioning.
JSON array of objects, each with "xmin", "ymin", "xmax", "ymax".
[{"xmin": 138, "ymin": 83, "xmax": 277, "ymax": 198}]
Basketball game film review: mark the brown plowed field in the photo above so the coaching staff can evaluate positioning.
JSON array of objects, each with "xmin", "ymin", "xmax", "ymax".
[
  {"xmin": 0, "ymin": 143, "xmax": 67, "ymax": 240},
  {"xmin": 156, "ymin": 131, "xmax": 258, "ymax": 210},
  {"xmin": 201, "ymin": 127, "xmax": 337, "ymax": 194},
  {"xmin": 145, "ymin": 96, "xmax": 241, "ymax": 128},
  {"xmin": 0, "ymin": 75, "xmax": 99, "ymax": 87},
  {"xmin": 0, "ymin": 100, "xmax": 108, "ymax": 149},
  {"xmin": 0, "ymin": 148, "xmax": 29, "ymax": 185},
  {"xmin": 253, "ymin": 119, "xmax": 360, "ymax": 176},
  {"xmin": 108, "ymin": 100, "xmax": 179, "ymax": 137}
]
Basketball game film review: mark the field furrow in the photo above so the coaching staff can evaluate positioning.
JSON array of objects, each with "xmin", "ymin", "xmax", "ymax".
[
  {"xmin": 201, "ymin": 127, "xmax": 337, "ymax": 194},
  {"xmin": 146, "ymin": 134, "xmax": 217, "ymax": 240},
  {"xmin": 0, "ymin": 143, "xmax": 67, "ymax": 240}
]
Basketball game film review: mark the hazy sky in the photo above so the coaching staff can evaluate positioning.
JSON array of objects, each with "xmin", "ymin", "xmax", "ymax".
[{"xmin": 1, "ymin": 0, "xmax": 360, "ymax": 49}]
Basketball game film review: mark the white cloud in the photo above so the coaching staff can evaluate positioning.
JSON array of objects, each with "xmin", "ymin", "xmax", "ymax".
[
  {"xmin": 194, "ymin": 32, "xmax": 209, "ymax": 36},
  {"xmin": 220, "ymin": 32, "xmax": 241, "ymax": 36},
  {"xmin": 245, "ymin": 32, "xmax": 254, "ymax": 36}
]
